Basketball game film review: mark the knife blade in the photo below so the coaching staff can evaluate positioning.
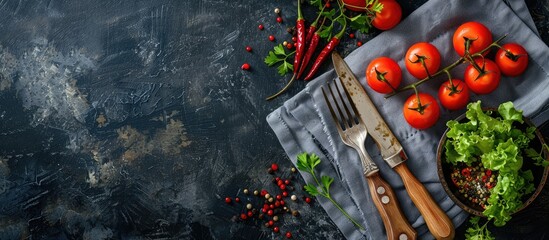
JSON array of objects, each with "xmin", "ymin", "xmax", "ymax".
[{"xmin": 332, "ymin": 52, "xmax": 455, "ymax": 240}]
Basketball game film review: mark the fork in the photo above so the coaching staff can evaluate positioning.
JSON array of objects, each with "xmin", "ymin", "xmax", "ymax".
[{"xmin": 322, "ymin": 79, "xmax": 417, "ymax": 240}]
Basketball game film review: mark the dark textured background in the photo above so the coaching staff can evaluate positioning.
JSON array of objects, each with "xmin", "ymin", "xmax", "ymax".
[{"xmin": 0, "ymin": 0, "xmax": 547, "ymax": 239}]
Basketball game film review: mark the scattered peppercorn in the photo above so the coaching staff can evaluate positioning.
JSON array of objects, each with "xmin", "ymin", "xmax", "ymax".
[
  {"xmin": 225, "ymin": 197, "xmax": 232, "ymax": 204},
  {"xmin": 305, "ymin": 197, "xmax": 312, "ymax": 204},
  {"xmin": 273, "ymin": 215, "xmax": 279, "ymax": 221},
  {"xmin": 291, "ymin": 167, "xmax": 297, "ymax": 173},
  {"xmin": 291, "ymin": 36, "xmax": 297, "ymax": 42},
  {"xmin": 243, "ymin": 188, "xmax": 249, "ymax": 194},
  {"xmin": 286, "ymin": 43, "xmax": 293, "ymax": 50},
  {"xmin": 276, "ymin": 17, "xmax": 283, "ymax": 23},
  {"xmin": 269, "ymin": 35, "xmax": 275, "ymax": 42},
  {"xmin": 241, "ymin": 63, "xmax": 250, "ymax": 70},
  {"xmin": 292, "ymin": 210, "xmax": 300, "ymax": 217},
  {"xmin": 274, "ymin": 8, "xmax": 281, "ymax": 14},
  {"xmin": 267, "ymin": 209, "xmax": 274, "ymax": 216},
  {"xmin": 291, "ymin": 195, "xmax": 297, "ymax": 201},
  {"xmin": 235, "ymin": 197, "xmax": 241, "ymax": 203},
  {"xmin": 240, "ymin": 213, "xmax": 248, "ymax": 220},
  {"xmin": 280, "ymin": 184, "xmax": 286, "ymax": 190},
  {"xmin": 245, "ymin": 46, "xmax": 252, "ymax": 52},
  {"xmin": 286, "ymin": 232, "xmax": 293, "ymax": 238},
  {"xmin": 284, "ymin": 179, "xmax": 290, "ymax": 185},
  {"xmin": 357, "ymin": 41, "xmax": 363, "ymax": 47},
  {"xmin": 268, "ymin": 220, "xmax": 274, "ymax": 227},
  {"xmin": 246, "ymin": 203, "xmax": 252, "ymax": 210},
  {"xmin": 258, "ymin": 24, "xmax": 264, "ymax": 30},
  {"xmin": 282, "ymin": 191, "xmax": 289, "ymax": 197},
  {"xmin": 271, "ymin": 163, "xmax": 279, "ymax": 171},
  {"xmin": 274, "ymin": 226, "xmax": 280, "ymax": 233},
  {"xmin": 253, "ymin": 190, "xmax": 259, "ymax": 196},
  {"xmin": 247, "ymin": 211, "xmax": 253, "ymax": 217}
]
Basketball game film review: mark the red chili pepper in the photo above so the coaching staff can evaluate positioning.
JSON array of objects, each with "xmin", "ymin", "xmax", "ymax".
[
  {"xmin": 293, "ymin": 0, "xmax": 305, "ymax": 75},
  {"xmin": 297, "ymin": 31, "xmax": 320, "ymax": 79},
  {"xmin": 303, "ymin": 36, "xmax": 341, "ymax": 81},
  {"xmin": 461, "ymin": 167, "xmax": 471, "ymax": 177}
]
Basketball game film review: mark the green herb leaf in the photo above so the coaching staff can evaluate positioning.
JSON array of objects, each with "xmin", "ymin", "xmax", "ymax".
[
  {"xmin": 264, "ymin": 44, "xmax": 295, "ymax": 76},
  {"xmin": 264, "ymin": 51, "xmax": 282, "ymax": 67},
  {"xmin": 295, "ymin": 152, "xmax": 364, "ymax": 231},
  {"xmin": 525, "ymin": 145, "xmax": 549, "ymax": 167},
  {"xmin": 310, "ymin": 0, "xmax": 323, "ymax": 9},
  {"xmin": 321, "ymin": 175, "xmax": 334, "ymax": 193},
  {"xmin": 304, "ymin": 183, "xmax": 320, "ymax": 196},
  {"xmin": 465, "ymin": 217, "xmax": 495, "ymax": 240}
]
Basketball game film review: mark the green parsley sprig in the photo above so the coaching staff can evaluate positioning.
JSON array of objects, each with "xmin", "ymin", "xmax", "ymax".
[
  {"xmin": 525, "ymin": 143, "xmax": 549, "ymax": 167},
  {"xmin": 264, "ymin": 44, "xmax": 295, "ymax": 76},
  {"xmin": 465, "ymin": 217, "xmax": 495, "ymax": 240},
  {"xmin": 296, "ymin": 152, "xmax": 365, "ymax": 231}
]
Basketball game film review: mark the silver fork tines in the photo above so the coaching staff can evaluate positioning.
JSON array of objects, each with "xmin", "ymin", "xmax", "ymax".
[{"xmin": 321, "ymin": 79, "xmax": 379, "ymax": 176}]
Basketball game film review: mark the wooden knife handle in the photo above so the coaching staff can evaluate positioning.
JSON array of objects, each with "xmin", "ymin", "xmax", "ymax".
[
  {"xmin": 366, "ymin": 171, "xmax": 417, "ymax": 240},
  {"xmin": 394, "ymin": 164, "xmax": 455, "ymax": 240}
]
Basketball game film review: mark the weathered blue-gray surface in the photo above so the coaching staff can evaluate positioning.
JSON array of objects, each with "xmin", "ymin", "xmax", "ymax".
[{"xmin": 0, "ymin": 0, "xmax": 546, "ymax": 239}]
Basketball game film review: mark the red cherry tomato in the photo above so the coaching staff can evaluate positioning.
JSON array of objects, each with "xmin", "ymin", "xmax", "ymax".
[
  {"xmin": 366, "ymin": 57, "xmax": 402, "ymax": 94},
  {"xmin": 403, "ymin": 93, "xmax": 440, "ymax": 129},
  {"xmin": 342, "ymin": 0, "xmax": 367, "ymax": 12},
  {"xmin": 438, "ymin": 79, "xmax": 470, "ymax": 110},
  {"xmin": 495, "ymin": 43, "xmax": 529, "ymax": 77},
  {"xmin": 405, "ymin": 42, "xmax": 442, "ymax": 79},
  {"xmin": 452, "ymin": 22, "xmax": 492, "ymax": 57},
  {"xmin": 464, "ymin": 58, "xmax": 501, "ymax": 94},
  {"xmin": 371, "ymin": 0, "xmax": 402, "ymax": 31}
]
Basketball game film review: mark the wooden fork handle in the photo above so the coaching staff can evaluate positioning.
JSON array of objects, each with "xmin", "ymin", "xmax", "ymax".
[
  {"xmin": 366, "ymin": 171, "xmax": 417, "ymax": 240},
  {"xmin": 394, "ymin": 164, "xmax": 455, "ymax": 240}
]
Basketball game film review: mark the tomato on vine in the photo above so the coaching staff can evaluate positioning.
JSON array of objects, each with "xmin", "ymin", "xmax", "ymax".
[
  {"xmin": 371, "ymin": 0, "xmax": 402, "ymax": 30},
  {"xmin": 438, "ymin": 79, "xmax": 470, "ymax": 110},
  {"xmin": 495, "ymin": 43, "xmax": 529, "ymax": 77},
  {"xmin": 464, "ymin": 58, "xmax": 501, "ymax": 94},
  {"xmin": 452, "ymin": 22, "xmax": 492, "ymax": 56},
  {"xmin": 403, "ymin": 93, "xmax": 440, "ymax": 129},
  {"xmin": 405, "ymin": 42, "xmax": 441, "ymax": 79},
  {"xmin": 366, "ymin": 57, "xmax": 402, "ymax": 94}
]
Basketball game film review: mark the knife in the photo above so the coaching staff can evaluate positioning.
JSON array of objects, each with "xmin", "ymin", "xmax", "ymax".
[{"xmin": 332, "ymin": 52, "xmax": 455, "ymax": 240}]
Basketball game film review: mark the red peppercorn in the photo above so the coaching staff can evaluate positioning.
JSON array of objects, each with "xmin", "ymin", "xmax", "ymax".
[
  {"xmin": 286, "ymin": 232, "xmax": 293, "ymax": 238},
  {"xmin": 357, "ymin": 41, "xmax": 363, "ymax": 47},
  {"xmin": 261, "ymin": 189, "xmax": 268, "ymax": 197},
  {"xmin": 240, "ymin": 213, "xmax": 248, "ymax": 220},
  {"xmin": 280, "ymin": 184, "xmax": 286, "ymax": 190},
  {"xmin": 305, "ymin": 197, "xmax": 312, "ymax": 203},
  {"xmin": 286, "ymin": 43, "xmax": 293, "ymax": 49},
  {"xmin": 280, "ymin": 200, "xmax": 285, "ymax": 206},
  {"xmin": 235, "ymin": 197, "xmax": 240, "ymax": 203},
  {"xmin": 271, "ymin": 163, "xmax": 279, "ymax": 171},
  {"xmin": 276, "ymin": 17, "xmax": 283, "ymax": 23},
  {"xmin": 268, "ymin": 220, "xmax": 274, "ymax": 227},
  {"xmin": 264, "ymin": 203, "xmax": 270, "ymax": 209},
  {"xmin": 275, "ymin": 201, "xmax": 281, "ymax": 207},
  {"xmin": 276, "ymin": 195, "xmax": 282, "ymax": 200},
  {"xmin": 245, "ymin": 46, "xmax": 252, "ymax": 52},
  {"xmin": 258, "ymin": 24, "xmax": 264, "ymax": 30},
  {"xmin": 284, "ymin": 179, "xmax": 290, "ymax": 185},
  {"xmin": 277, "ymin": 180, "xmax": 284, "ymax": 186},
  {"xmin": 291, "ymin": 36, "xmax": 297, "ymax": 42},
  {"xmin": 267, "ymin": 209, "xmax": 274, "ymax": 216},
  {"xmin": 225, "ymin": 197, "xmax": 232, "ymax": 204},
  {"xmin": 325, "ymin": 2, "xmax": 331, "ymax": 8},
  {"xmin": 461, "ymin": 167, "xmax": 471, "ymax": 177},
  {"xmin": 269, "ymin": 204, "xmax": 275, "ymax": 209},
  {"xmin": 269, "ymin": 35, "xmax": 275, "ymax": 42},
  {"xmin": 247, "ymin": 211, "xmax": 253, "ymax": 217},
  {"xmin": 275, "ymin": 177, "xmax": 281, "ymax": 181},
  {"xmin": 282, "ymin": 191, "xmax": 288, "ymax": 197},
  {"xmin": 349, "ymin": 33, "xmax": 355, "ymax": 39},
  {"xmin": 241, "ymin": 63, "xmax": 250, "ymax": 70},
  {"xmin": 486, "ymin": 169, "xmax": 492, "ymax": 177},
  {"xmin": 274, "ymin": 226, "xmax": 280, "ymax": 233}
]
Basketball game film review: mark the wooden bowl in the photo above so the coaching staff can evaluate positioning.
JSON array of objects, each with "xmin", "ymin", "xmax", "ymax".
[{"xmin": 436, "ymin": 110, "xmax": 549, "ymax": 217}]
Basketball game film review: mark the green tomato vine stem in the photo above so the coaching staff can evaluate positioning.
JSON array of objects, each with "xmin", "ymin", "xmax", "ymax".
[{"xmin": 384, "ymin": 34, "xmax": 508, "ymax": 98}]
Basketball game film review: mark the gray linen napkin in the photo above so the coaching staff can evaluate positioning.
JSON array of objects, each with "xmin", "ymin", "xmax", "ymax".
[{"xmin": 267, "ymin": 0, "xmax": 549, "ymax": 239}]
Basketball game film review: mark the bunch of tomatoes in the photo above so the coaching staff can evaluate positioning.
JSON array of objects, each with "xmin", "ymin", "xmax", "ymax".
[{"xmin": 365, "ymin": 21, "xmax": 529, "ymax": 129}]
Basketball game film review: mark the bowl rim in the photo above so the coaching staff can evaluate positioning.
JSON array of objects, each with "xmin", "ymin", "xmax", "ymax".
[{"xmin": 436, "ymin": 109, "xmax": 549, "ymax": 217}]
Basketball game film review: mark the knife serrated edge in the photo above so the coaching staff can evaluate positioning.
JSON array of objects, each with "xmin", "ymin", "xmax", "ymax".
[{"xmin": 331, "ymin": 52, "xmax": 407, "ymax": 168}]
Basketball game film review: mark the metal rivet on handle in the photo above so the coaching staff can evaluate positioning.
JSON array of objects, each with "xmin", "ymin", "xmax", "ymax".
[
  {"xmin": 376, "ymin": 186, "xmax": 385, "ymax": 194},
  {"xmin": 381, "ymin": 196, "xmax": 390, "ymax": 204},
  {"xmin": 399, "ymin": 233, "xmax": 408, "ymax": 240}
]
